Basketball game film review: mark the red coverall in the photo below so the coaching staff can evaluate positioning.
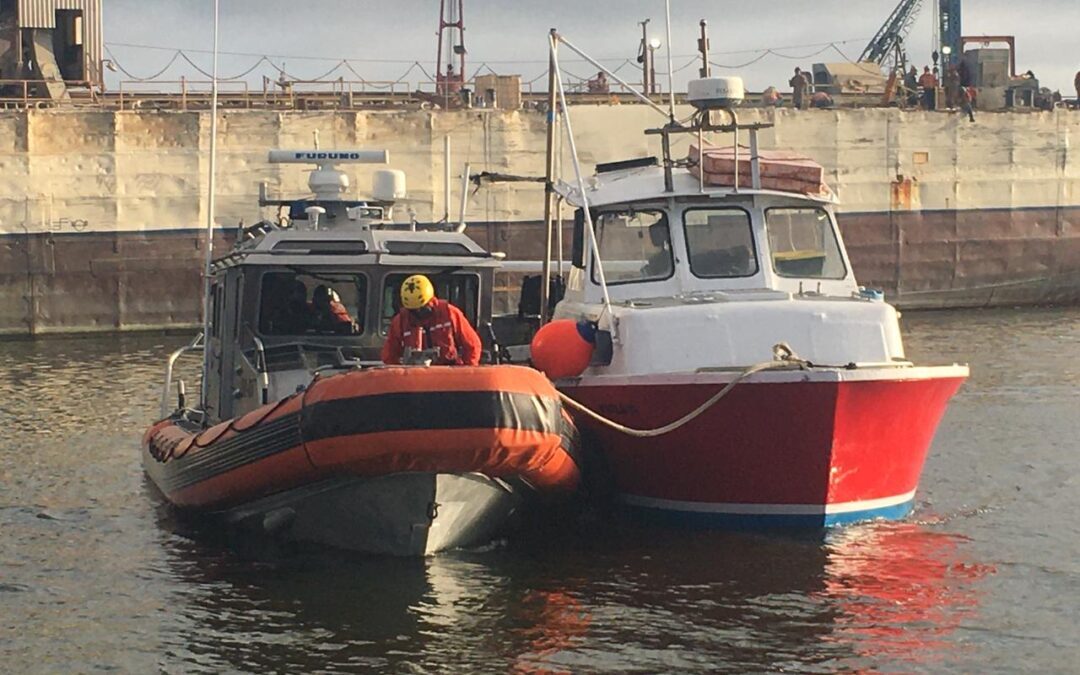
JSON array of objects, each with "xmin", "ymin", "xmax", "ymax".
[{"xmin": 381, "ymin": 298, "xmax": 482, "ymax": 366}]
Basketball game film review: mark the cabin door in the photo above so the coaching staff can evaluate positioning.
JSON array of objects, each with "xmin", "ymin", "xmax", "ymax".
[{"xmin": 204, "ymin": 282, "xmax": 225, "ymax": 420}]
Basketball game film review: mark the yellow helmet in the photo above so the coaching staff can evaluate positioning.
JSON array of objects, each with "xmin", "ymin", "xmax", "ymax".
[{"xmin": 400, "ymin": 274, "xmax": 435, "ymax": 310}]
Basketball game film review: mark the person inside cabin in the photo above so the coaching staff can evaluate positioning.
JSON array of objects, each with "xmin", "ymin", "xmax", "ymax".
[
  {"xmin": 640, "ymin": 220, "xmax": 675, "ymax": 279},
  {"xmin": 381, "ymin": 274, "xmax": 482, "ymax": 366},
  {"xmin": 311, "ymin": 284, "xmax": 360, "ymax": 334},
  {"xmin": 264, "ymin": 278, "xmax": 314, "ymax": 334}
]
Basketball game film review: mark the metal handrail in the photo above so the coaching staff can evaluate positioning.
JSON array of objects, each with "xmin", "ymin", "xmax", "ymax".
[
  {"xmin": 160, "ymin": 332, "xmax": 204, "ymax": 419},
  {"xmin": 250, "ymin": 334, "xmax": 271, "ymax": 404},
  {"xmin": 117, "ymin": 79, "xmax": 251, "ymax": 110},
  {"xmin": 0, "ymin": 78, "xmax": 98, "ymax": 109}
]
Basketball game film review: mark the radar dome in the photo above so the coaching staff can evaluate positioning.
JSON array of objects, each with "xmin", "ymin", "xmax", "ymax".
[{"xmin": 686, "ymin": 77, "xmax": 745, "ymax": 110}]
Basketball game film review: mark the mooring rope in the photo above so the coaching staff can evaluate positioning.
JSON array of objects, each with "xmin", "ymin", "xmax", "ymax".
[{"xmin": 557, "ymin": 343, "xmax": 811, "ymax": 438}]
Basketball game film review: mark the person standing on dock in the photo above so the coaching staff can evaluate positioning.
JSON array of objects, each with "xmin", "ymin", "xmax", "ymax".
[
  {"xmin": 959, "ymin": 86, "xmax": 976, "ymax": 122},
  {"xmin": 944, "ymin": 64, "xmax": 961, "ymax": 108},
  {"xmin": 382, "ymin": 274, "xmax": 482, "ymax": 366},
  {"xmin": 904, "ymin": 66, "xmax": 919, "ymax": 108},
  {"xmin": 918, "ymin": 67, "xmax": 938, "ymax": 110},
  {"xmin": 790, "ymin": 68, "xmax": 809, "ymax": 110},
  {"xmin": 1074, "ymin": 69, "xmax": 1080, "ymax": 108}
]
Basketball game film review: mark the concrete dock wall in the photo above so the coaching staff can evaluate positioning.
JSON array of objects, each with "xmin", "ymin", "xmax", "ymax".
[{"xmin": 1, "ymin": 107, "xmax": 1078, "ymax": 335}]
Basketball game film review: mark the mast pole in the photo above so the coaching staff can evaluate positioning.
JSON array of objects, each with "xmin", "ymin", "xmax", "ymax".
[
  {"xmin": 698, "ymin": 20, "xmax": 710, "ymax": 78},
  {"xmin": 540, "ymin": 28, "xmax": 559, "ymax": 325},
  {"xmin": 664, "ymin": 0, "xmax": 676, "ymax": 121},
  {"xmin": 200, "ymin": 0, "xmax": 220, "ymax": 409}
]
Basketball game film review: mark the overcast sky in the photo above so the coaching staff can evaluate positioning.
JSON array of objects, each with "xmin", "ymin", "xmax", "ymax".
[{"xmin": 103, "ymin": 1, "xmax": 1079, "ymax": 93}]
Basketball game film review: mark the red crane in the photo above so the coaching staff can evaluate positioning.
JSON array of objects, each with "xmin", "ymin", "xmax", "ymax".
[{"xmin": 436, "ymin": 0, "xmax": 466, "ymax": 98}]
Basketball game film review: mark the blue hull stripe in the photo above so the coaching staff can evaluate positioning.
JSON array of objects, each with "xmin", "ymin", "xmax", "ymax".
[{"xmin": 620, "ymin": 499, "xmax": 915, "ymax": 529}]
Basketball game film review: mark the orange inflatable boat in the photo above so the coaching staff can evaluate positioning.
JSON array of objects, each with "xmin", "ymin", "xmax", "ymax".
[{"xmin": 143, "ymin": 365, "xmax": 581, "ymax": 555}]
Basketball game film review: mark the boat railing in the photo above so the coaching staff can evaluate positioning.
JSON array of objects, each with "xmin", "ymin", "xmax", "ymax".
[
  {"xmin": 250, "ymin": 334, "xmax": 271, "ymax": 405},
  {"xmin": 245, "ymin": 338, "xmax": 364, "ymax": 373},
  {"xmin": 160, "ymin": 332, "xmax": 204, "ymax": 419}
]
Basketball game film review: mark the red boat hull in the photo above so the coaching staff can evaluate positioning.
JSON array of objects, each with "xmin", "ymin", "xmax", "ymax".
[{"xmin": 561, "ymin": 368, "xmax": 966, "ymax": 527}]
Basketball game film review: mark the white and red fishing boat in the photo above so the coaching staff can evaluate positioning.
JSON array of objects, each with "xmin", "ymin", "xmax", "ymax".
[{"xmin": 528, "ymin": 30, "xmax": 968, "ymax": 527}]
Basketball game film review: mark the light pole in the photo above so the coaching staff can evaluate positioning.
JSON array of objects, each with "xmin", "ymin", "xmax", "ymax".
[{"xmin": 638, "ymin": 19, "xmax": 651, "ymax": 96}]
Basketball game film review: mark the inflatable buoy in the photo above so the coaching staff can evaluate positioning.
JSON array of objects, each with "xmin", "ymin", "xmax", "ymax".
[{"xmin": 531, "ymin": 320, "xmax": 596, "ymax": 379}]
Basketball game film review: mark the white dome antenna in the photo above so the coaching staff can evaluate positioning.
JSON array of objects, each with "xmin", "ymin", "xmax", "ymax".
[
  {"xmin": 372, "ymin": 170, "xmax": 407, "ymax": 202},
  {"xmin": 686, "ymin": 77, "xmax": 745, "ymax": 111}
]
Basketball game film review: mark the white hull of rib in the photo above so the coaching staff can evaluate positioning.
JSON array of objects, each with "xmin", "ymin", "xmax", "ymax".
[{"xmin": 224, "ymin": 472, "xmax": 519, "ymax": 556}]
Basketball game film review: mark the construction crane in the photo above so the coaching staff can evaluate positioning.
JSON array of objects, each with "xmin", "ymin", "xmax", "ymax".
[
  {"xmin": 859, "ymin": 0, "xmax": 925, "ymax": 72},
  {"xmin": 435, "ymin": 0, "xmax": 466, "ymax": 98},
  {"xmin": 860, "ymin": 0, "xmax": 963, "ymax": 73},
  {"xmin": 938, "ymin": 0, "xmax": 962, "ymax": 66}
]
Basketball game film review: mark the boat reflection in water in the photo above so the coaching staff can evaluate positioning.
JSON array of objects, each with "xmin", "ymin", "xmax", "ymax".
[
  {"xmin": 150, "ymin": 511, "xmax": 992, "ymax": 672},
  {"xmin": 818, "ymin": 523, "xmax": 996, "ymax": 671}
]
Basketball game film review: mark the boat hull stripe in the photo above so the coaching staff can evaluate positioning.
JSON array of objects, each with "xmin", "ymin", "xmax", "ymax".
[
  {"xmin": 620, "ymin": 492, "xmax": 918, "ymax": 528},
  {"xmin": 151, "ymin": 390, "xmax": 564, "ymax": 495},
  {"xmin": 621, "ymin": 490, "xmax": 916, "ymax": 515}
]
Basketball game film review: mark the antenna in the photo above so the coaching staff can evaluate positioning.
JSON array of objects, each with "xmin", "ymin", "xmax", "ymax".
[
  {"xmin": 200, "ymin": 0, "xmax": 220, "ymax": 410},
  {"xmin": 664, "ymin": 0, "xmax": 676, "ymax": 121},
  {"xmin": 698, "ymin": 20, "xmax": 711, "ymax": 78}
]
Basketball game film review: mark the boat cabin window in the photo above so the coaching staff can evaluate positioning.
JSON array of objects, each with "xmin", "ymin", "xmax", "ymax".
[
  {"xmin": 384, "ymin": 241, "xmax": 473, "ymax": 255},
  {"xmin": 379, "ymin": 273, "xmax": 480, "ymax": 335},
  {"xmin": 683, "ymin": 208, "xmax": 758, "ymax": 278},
  {"xmin": 765, "ymin": 207, "xmax": 847, "ymax": 279},
  {"xmin": 592, "ymin": 209, "xmax": 673, "ymax": 285},
  {"xmin": 210, "ymin": 282, "xmax": 223, "ymax": 339},
  {"xmin": 258, "ymin": 271, "xmax": 366, "ymax": 336}
]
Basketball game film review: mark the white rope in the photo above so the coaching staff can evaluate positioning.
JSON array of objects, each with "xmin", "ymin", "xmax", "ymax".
[{"xmin": 559, "ymin": 344, "xmax": 810, "ymax": 438}]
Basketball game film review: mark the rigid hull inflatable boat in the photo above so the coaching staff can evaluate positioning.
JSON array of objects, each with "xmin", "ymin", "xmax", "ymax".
[
  {"xmin": 144, "ymin": 148, "xmax": 581, "ymax": 555},
  {"xmin": 144, "ymin": 366, "xmax": 580, "ymax": 556}
]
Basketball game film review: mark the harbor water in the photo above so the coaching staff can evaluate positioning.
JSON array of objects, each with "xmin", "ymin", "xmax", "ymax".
[{"xmin": 2, "ymin": 307, "xmax": 1078, "ymax": 673}]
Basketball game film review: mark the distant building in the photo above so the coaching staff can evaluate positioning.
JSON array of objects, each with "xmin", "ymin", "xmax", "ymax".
[{"xmin": 0, "ymin": 0, "xmax": 104, "ymax": 98}]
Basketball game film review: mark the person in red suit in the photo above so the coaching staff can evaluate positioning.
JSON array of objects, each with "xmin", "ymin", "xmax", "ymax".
[
  {"xmin": 311, "ymin": 284, "xmax": 360, "ymax": 334},
  {"xmin": 381, "ymin": 274, "xmax": 482, "ymax": 366}
]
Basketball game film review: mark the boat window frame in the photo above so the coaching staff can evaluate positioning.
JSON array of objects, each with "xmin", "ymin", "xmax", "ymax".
[
  {"xmin": 764, "ymin": 205, "xmax": 848, "ymax": 281},
  {"xmin": 209, "ymin": 281, "xmax": 223, "ymax": 340},
  {"xmin": 681, "ymin": 206, "xmax": 760, "ymax": 279},
  {"xmin": 231, "ymin": 275, "xmax": 244, "ymax": 341},
  {"xmin": 255, "ymin": 268, "xmax": 371, "ymax": 338},
  {"xmin": 377, "ymin": 271, "xmax": 483, "ymax": 337},
  {"xmin": 590, "ymin": 207, "xmax": 675, "ymax": 286}
]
